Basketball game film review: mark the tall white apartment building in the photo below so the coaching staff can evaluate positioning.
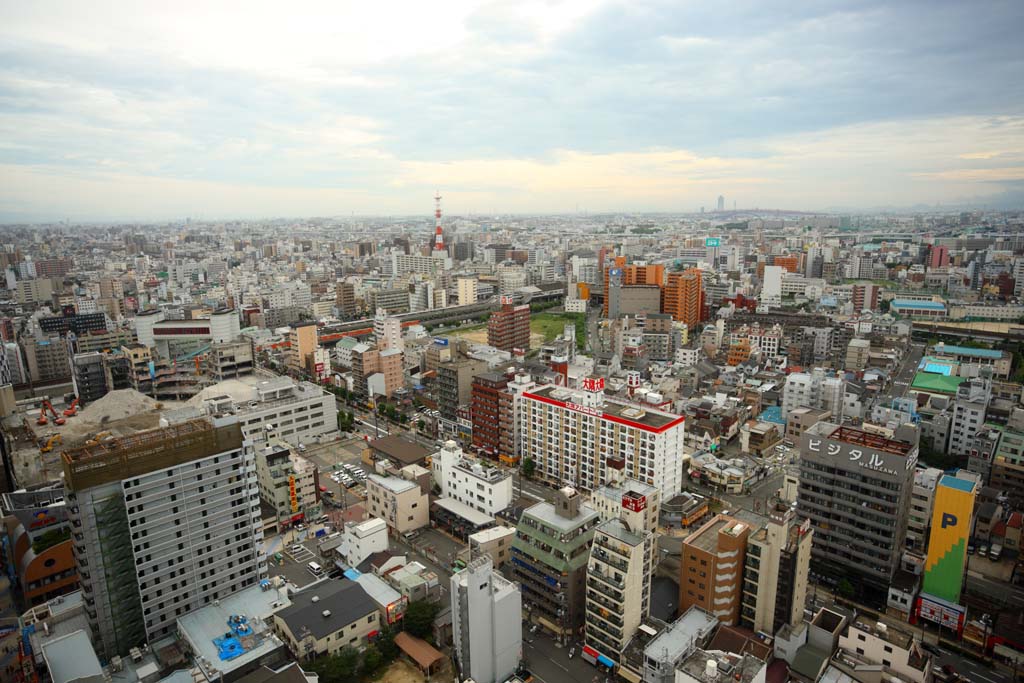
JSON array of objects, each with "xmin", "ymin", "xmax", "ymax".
[
  {"xmin": 373, "ymin": 307, "xmax": 405, "ymax": 352},
  {"xmin": 457, "ymin": 277, "xmax": 479, "ymax": 305},
  {"xmin": 451, "ymin": 556, "xmax": 522, "ymax": 683},
  {"xmin": 950, "ymin": 378, "xmax": 992, "ymax": 457},
  {"xmin": 907, "ymin": 467, "xmax": 942, "ymax": 552},
  {"xmin": 432, "ymin": 440, "xmax": 514, "ymax": 515},
  {"xmin": 63, "ymin": 419, "xmax": 266, "ymax": 659},
  {"xmin": 518, "ymin": 384, "xmax": 686, "ymax": 499},
  {"xmin": 585, "ymin": 479, "xmax": 660, "ymax": 659},
  {"xmin": 761, "ymin": 265, "xmax": 783, "ymax": 307}
]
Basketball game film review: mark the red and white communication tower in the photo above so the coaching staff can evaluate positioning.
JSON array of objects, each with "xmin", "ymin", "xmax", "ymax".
[{"xmin": 433, "ymin": 191, "xmax": 446, "ymax": 252}]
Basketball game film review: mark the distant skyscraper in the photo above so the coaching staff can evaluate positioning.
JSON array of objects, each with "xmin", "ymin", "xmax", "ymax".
[{"xmin": 717, "ymin": 195, "xmax": 725, "ymax": 212}]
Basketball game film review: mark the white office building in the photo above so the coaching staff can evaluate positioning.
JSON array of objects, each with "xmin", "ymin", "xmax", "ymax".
[
  {"xmin": 432, "ymin": 441, "xmax": 514, "ymax": 515},
  {"xmin": 518, "ymin": 384, "xmax": 686, "ymax": 499},
  {"xmin": 338, "ymin": 518, "xmax": 389, "ymax": 568},
  {"xmin": 781, "ymin": 370, "xmax": 845, "ymax": 420},
  {"xmin": 163, "ymin": 373, "xmax": 336, "ymax": 446},
  {"xmin": 761, "ymin": 265, "xmax": 783, "ymax": 307},
  {"xmin": 451, "ymin": 556, "xmax": 522, "ymax": 683},
  {"xmin": 63, "ymin": 419, "xmax": 266, "ymax": 659}
]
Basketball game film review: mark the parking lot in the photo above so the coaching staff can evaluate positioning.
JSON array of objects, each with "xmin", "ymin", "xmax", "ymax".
[
  {"xmin": 267, "ymin": 534, "xmax": 332, "ymax": 588},
  {"xmin": 404, "ymin": 526, "xmax": 470, "ymax": 570}
]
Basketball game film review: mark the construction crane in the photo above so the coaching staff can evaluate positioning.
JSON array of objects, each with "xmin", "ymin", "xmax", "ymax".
[
  {"xmin": 63, "ymin": 398, "xmax": 80, "ymax": 417},
  {"xmin": 36, "ymin": 401, "xmax": 65, "ymax": 426},
  {"xmin": 40, "ymin": 434, "xmax": 62, "ymax": 453}
]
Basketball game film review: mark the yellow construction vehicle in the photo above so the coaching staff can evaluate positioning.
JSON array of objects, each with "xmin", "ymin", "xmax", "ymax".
[
  {"xmin": 40, "ymin": 434, "xmax": 62, "ymax": 453},
  {"xmin": 86, "ymin": 431, "xmax": 112, "ymax": 447}
]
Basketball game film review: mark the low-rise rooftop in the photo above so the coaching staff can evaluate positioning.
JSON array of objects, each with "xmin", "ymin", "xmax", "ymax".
[
  {"xmin": 177, "ymin": 583, "xmax": 289, "ymax": 680},
  {"xmin": 522, "ymin": 498, "xmax": 599, "ymax": 533},
  {"xmin": 367, "ymin": 474, "xmax": 417, "ymax": 494}
]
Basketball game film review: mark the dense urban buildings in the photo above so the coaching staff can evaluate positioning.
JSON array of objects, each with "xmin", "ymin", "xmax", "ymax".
[{"xmin": 2, "ymin": 186, "xmax": 1024, "ymax": 683}]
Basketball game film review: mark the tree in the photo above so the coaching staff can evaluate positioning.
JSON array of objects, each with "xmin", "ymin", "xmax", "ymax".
[
  {"xmin": 522, "ymin": 457, "xmax": 536, "ymax": 479},
  {"xmin": 417, "ymin": 419, "xmax": 426, "ymax": 431},
  {"xmin": 309, "ymin": 647, "xmax": 360, "ymax": 683},
  {"xmin": 403, "ymin": 599, "xmax": 441, "ymax": 641},
  {"xmin": 376, "ymin": 625, "xmax": 400, "ymax": 661},
  {"xmin": 360, "ymin": 645, "xmax": 384, "ymax": 677},
  {"xmin": 837, "ymin": 579, "xmax": 855, "ymax": 599}
]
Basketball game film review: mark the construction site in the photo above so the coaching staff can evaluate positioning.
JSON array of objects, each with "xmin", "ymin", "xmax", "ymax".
[{"xmin": 2, "ymin": 388, "xmax": 168, "ymax": 488}]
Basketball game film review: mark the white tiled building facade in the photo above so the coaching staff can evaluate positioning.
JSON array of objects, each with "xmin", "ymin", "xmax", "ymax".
[{"xmin": 518, "ymin": 384, "xmax": 686, "ymax": 499}]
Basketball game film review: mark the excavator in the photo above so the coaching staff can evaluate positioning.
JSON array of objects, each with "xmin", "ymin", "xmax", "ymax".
[
  {"xmin": 36, "ymin": 400, "xmax": 65, "ymax": 426},
  {"xmin": 63, "ymin": 398, "xmax": 80, "ymax": 417},
  {"xmin": 86, "ymin": 431, "xmax": 112, "ymax": 447},
  {"xmin": 40, "ymin": 434, "xmax": 62, "ymax": 453}
]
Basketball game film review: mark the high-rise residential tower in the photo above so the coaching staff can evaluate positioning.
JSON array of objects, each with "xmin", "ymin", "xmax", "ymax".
[{"xmin": 63, "ymin": 419, "xmax": 266, "ymax": 658}]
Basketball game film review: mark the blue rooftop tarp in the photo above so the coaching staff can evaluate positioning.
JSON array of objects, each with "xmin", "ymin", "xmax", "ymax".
[
  {"xmin": 344, "ymin": 568, "xmax": 362, "ymax": 580},
  {"xmin": 759, "ymin": 406, "xmax": 786, "ymax": 425},
  {"xmin": 214, "ymin": 636, "xmax": 244, "ymax": 661}
]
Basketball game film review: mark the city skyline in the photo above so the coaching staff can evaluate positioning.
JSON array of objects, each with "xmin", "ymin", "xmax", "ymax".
[{"xmin": 2, "ymin": 0, "xmax": 1023, "ymax": 222}]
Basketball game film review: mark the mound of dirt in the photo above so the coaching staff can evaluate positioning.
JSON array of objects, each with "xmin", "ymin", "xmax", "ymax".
[{"xmin": 78, "ymin": 389, "xmax": 159, "ymax": 425}]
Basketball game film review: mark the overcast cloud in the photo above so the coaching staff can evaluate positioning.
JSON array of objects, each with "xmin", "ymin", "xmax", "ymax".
[{"xmin": 1, "ymin": 0, "xmax": 1023, "ymax": 221}]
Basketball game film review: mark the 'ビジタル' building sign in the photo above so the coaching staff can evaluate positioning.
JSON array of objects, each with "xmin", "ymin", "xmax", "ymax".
[{"xmin": 802, "ymin": 427, "xmax": 917, "ymax": 480}]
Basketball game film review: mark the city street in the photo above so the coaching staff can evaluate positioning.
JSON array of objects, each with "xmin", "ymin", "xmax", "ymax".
[
  {"xmin": 686, "ymin": 467, "xmax": 787, "ymax": 515},
  {"xmin": 522, "ymin": 625, "xmax": 609, "ymax": 683},
  {"xmin": 890, "ymin": 341, "xmax": 926, "ymax": 398}
]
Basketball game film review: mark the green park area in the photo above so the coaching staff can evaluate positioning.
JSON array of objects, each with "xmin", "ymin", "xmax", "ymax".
[{"xmin": 531, "ymin": 312, "xmax": 586, "ymax": 349}]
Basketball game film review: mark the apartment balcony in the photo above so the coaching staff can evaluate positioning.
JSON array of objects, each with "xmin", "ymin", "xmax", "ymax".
[
  {"xmin": 586, "ymin": 627, "xmax": 621, "ymax": 656},
  {"xmin": 590, "ymin": 548, "xmax": 629, "ymax": 573},
  {"xmin": 586, "ymin": 614, "xmax": 623, "ymax": 642},
  {"xmin": 594, "ymin": 538, "xmax": 633, "ymax": 563},
  {"xmin": 587, "ymin": 589, "xmax": 621, "ymax": 614},
  {"xmin": 588, "ymin": 566, "xmax": 625, "ymax": 592},
  {"xmin": 587, "ymin": 607, "xmax": 625, "ymax": 631}
]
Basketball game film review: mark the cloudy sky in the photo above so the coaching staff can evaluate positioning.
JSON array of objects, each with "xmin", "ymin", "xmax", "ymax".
[{"xmin": 1, "ymin": 0, "xmax": 1023, "ymax": 221}]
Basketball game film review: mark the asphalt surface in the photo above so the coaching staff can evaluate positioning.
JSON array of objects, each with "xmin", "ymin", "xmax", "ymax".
[
  {"xmin": 651, "ymin": 576, "xmax": 680, "ymax": 622},
  {"xmin": 523, "ymin": 624, "xmax": 611, "ymax": 683},
  {"xmin": 930, "ymin": 643, "xmax": 1009, "ymax": 683},
  {"xmin": 890, "ymin": 341, "xmax": 927, "ymax": 397}
]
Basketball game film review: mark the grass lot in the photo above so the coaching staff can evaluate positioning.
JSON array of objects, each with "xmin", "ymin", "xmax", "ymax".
[
  {"xmin": 531, "ymin": 312, "xmax": 586, "ymax": 349},
  {"xmin": 530, "ymin": 314, "xmax": 571, "ymax": 342}
]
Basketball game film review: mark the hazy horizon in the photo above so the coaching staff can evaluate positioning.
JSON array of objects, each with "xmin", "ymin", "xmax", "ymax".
[{"xmin": 2, "ymin": 0, "xmax": 1023, "ymax": 222}]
